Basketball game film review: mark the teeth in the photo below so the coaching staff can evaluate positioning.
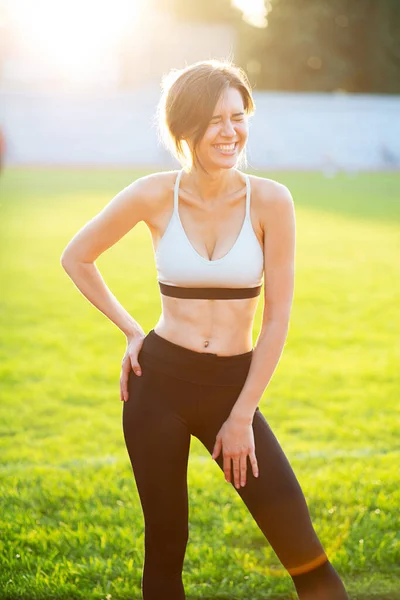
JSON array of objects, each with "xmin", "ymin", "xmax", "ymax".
[{"xmin": 214, "ymin": 143, "xmax": 236, "ymax": 150}]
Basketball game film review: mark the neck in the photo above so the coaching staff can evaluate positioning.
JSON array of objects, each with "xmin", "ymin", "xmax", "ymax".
[{"xmin": 184, "ymin": 166, "xmax": 239, "ymax": 202}]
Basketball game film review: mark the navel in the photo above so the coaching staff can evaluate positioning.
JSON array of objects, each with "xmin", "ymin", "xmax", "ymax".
[{"xmin": 203, "ymin": 340, "xmax": 209, "ymax": 348}]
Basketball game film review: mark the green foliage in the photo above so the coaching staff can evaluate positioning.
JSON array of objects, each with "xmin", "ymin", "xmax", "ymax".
[
  {"xmin": 236, "ymin": 0, "xmax": 400, "ymax": 92},
  {"xmin": 0, "ymin": 168, "xmax": 400, "ymax": 599},
  {"xmin": 153, "ymin": 0, "xmax": 400, "ymax": 92}
]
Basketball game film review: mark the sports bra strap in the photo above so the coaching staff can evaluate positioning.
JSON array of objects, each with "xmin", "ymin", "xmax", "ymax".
[
  {"xmin": 174, "ymin": 169, "xmax": 251, "ymax": 218},
  {"xmin": 245, "ymin": 173, "xmax": 251, "ymax": 220},
  {"xmin": 174, "ymin": 169, "xmax": 184, "ymax": 213}
]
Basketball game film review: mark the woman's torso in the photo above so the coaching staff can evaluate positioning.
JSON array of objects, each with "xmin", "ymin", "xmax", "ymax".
[{"xmin": 144, "ymin": 169, "xmax": 266, "ymax": 356}]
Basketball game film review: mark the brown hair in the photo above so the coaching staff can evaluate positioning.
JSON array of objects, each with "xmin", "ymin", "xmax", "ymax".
[{"xmin": 156, "ymin": 59, "xmax": 256, "ymax": 172}]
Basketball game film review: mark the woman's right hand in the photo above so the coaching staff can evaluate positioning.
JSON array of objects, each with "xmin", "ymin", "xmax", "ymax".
[{"xmin": 120, "ymin": 332, "xmax": 146, "ymax": 402}]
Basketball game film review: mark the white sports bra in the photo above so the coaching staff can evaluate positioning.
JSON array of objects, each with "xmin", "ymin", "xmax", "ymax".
[{"xmin": 155, "ymin": 169, "xmax": 264, "ymax": 300}]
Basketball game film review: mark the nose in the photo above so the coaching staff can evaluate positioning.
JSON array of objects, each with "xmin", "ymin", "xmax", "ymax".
[{"xmin": 221, "ymin": 119, "xmax": 236, "ymax": 137}]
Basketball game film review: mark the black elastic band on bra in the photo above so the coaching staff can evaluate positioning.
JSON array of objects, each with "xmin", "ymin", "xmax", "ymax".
[{"xmin": 158, "ymin": 282, "xmax": 262, "ymax": 300}]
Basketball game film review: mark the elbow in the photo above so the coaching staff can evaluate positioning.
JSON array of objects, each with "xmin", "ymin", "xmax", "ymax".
[
  {"xmin": 60, "ymin": 249, "xmax": 76, "ymax": 273},
  {"xmin": 60, "ymin": 249, "xmax": 94, "ymax": 274},
  {"xmin": 60, "ymin": 255, "xmax": 71, "ymax": 274}
]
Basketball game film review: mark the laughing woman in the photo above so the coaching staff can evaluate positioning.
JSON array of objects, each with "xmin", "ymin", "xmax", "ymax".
[{"xmin": 61, "ymin": 59, "xmax": 349, "ymax": 600}]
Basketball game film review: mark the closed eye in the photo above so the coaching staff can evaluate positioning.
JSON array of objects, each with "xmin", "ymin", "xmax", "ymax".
[{"xmin": 210, "ymin": 117, "xmax": 244, "ymax": 125}]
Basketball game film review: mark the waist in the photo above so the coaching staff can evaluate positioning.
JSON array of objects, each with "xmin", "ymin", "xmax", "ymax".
[
  {"xmin": 140, "ymin": 329, "xmax": 253, "ymax": 386},
  {"xmin": 154, "ymin": 301, "xmax": 256, "ymax": 355}
]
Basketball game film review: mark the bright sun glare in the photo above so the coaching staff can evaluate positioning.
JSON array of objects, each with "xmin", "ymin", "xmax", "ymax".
[
  {"xmin": 6, "ymin": 0, "xmax": 266, "ymax": 87},
  {"xmin": 232, "ymin": 0, "xmax": 268, "ymax": 28},
  {"xmin": 7, "ymin": 0, "xmax": 142, "ymax": 85}
]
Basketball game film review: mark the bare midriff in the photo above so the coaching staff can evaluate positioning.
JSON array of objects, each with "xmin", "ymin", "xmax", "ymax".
[
  {"xmin": 153, "ymin": 295, "xmax": 260, "ymax": 355},
  {"xmin": 148, "ymin": 171, "xmax": 264, "ymax": 356}
]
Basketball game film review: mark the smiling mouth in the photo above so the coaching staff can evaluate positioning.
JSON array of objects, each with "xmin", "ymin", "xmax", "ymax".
[{"xmin": 213, "ymin": 142, "xmax": 238, "ymax": 154}]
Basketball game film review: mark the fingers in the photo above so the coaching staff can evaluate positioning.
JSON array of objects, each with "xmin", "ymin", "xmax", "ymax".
[
  {"xmin": 120, "ymin": 355, "xmax": 131, "ymax": 402},
  {"xmin": 120, "ymin": 332, "xmax": 145, "ymax": 402},
  {"xmin": 223, "ymin": 454, "xmax": 232, "ymax": 484},
  {"xmin": 222, "ymin": 451, "xmax": 259, "ymax": 487},
  {"xmin": 211, "ymin": 437, "xmax": 222, "ymax": 460},
  {"xmin": 223, "ymin": 455, "xmax": 242, "ymax": 488},
  {"xmin": 130, "ymin": 356, "xmax": 142, "ymax": 376},
  {"xmin": 120, "ymin": 352, "xmax": 142, "ymax": 403},
  {"xmin": 239, "ymin": 453, "xmax": 247, "ymax": 488},
  {"xmin": 128, "ymin": 336, "xmax": 143, "ymax": 377},
  {"xmin": 231, "ymin": 454, "xmax": 247, "ymax": 489},
  {"xmin": 249, "ymin": 450, "xmax": 259, "ymax": 478},
  {"xmin": 232, "ymin": 455, "xmax": 241, "ymax": 489}
]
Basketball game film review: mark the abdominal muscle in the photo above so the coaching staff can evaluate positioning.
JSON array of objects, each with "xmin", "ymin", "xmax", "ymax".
[
  {"xmin": 153, "ymin": 294, "xmax": 259, "ymax": 356},
  {"xmin": 147, "ymin": 172, "xmax": 262, "ymax": 356}
]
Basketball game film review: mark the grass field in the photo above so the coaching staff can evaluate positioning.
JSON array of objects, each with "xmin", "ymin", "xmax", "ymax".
[{"xmin": 0, "ymin": 167, "xmax": 399, "ymax": 600}]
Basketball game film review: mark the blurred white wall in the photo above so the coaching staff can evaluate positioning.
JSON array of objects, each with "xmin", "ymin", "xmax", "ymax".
[
  {"xmin": 247, "ymin": 92, "xmax": 400, "ymax": 171},
  {"xmin": 0, "ymin": 88, "xmax": 399, "ymax": 170}
]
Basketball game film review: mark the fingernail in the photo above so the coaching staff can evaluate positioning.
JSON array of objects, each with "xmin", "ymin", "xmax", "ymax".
[
  {"xmin": 255, "ymin": 472, "xmax": 259, "ymax": 477},
  {"xmin": 235, "ymin": 483, "xmax": 240, "ymax": 489}
]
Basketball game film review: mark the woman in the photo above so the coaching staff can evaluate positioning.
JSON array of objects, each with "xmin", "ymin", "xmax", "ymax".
[{"xmin": 61, "ymin": 60, "xmax": 348, "ymax": 599}]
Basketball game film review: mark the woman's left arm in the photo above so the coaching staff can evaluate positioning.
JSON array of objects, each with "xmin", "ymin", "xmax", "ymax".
[
  {"xmin": 211, "ymin": 180, "xmax": 296, "ymax": 487},
  {"xmin": 229, "ymin": 180, "xmax": 296, "ymax": 425}
]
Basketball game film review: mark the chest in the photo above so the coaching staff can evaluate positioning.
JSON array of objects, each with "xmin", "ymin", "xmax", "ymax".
[{"xmin": 151, "ymin": 191, "xmax": 264, "ymax": 261}]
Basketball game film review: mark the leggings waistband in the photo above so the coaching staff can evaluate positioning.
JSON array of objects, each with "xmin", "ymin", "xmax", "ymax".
[{"xmin": 139, "ymin": 329, "xmax": 253, "ymax": 386}]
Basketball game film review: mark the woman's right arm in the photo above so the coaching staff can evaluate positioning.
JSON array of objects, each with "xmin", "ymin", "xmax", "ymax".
[{"xmin": 60, "ymin": 173, "xmax": 164, "ymax": 399}]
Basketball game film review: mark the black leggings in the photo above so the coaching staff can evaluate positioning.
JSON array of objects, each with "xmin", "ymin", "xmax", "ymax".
[{"xmin": 122, "ymin": 329, "xmax": 347, "ymax": 599}]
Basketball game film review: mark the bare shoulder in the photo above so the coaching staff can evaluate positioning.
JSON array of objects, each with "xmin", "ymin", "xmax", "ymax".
[
  {"xmin": 124, "ymin": 169, "xmax": 177, "ymax": 219},
  {"xmin": 248, "ymin": 173, "xmax": 294, "ymax": 206},
  {"xmin": 96, "ymin": 169, "xmax": 178, "ymax": 233},
  {"xmin": 248, "ymin": 174, "xmax": 295, "ymax": 232},
  {"xmin": 60, "ymin": 170, "xmax": 178, "ymax": 264},
  {"xmin": 130, "ymin": 169, "xmax": 177, "ymax": 194}
]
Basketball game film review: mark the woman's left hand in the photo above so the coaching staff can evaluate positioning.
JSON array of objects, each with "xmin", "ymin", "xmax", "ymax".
[{"xmin": 211, "ymin": 416, "xmax": 259, "ymax": 488}]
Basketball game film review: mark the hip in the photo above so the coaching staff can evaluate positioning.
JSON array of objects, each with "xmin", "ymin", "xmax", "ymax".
[{"xmin": 138, "ymin": 329, "xmax": 253, "ymax": 387}]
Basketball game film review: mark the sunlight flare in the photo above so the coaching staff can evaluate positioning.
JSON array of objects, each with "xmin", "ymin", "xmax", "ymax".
[
  {"xmin": 232, "ymin": 0, "xmax": 270, "ymax": 28},
  {"xmin": 7, "ymin": 0, "xmax": 143, "ymax": 85}
]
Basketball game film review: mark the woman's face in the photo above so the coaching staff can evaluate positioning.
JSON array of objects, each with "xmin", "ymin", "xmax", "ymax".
[{"xmin": 192, "ymin": 86, "xmax": 249, "ymax": 171}]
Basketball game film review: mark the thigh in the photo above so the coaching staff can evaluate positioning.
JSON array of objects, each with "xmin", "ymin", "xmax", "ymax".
[
  {"xmin": 197, "ymin": 403, "xmax": 327, "ymax": 574},
  {"xmin": 122, "ymin": 367, "xmax": 192, "ymax": 535}
]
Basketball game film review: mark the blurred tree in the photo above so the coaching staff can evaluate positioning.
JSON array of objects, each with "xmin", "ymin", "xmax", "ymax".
[
  {"xmin": 235, "ymin": 0, "xmax": 400, "ymax": 93},
  {"xmin": 149, "ymin": 0, "xmax": 400, "ymax": 92},
  {"xmin": 371, "ymin": 0, "xmax": 400, "ymax": 93}
]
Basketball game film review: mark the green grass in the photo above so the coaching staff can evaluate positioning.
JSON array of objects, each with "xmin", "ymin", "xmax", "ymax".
[{"xmin": 0, "ymin": 167, "xmax": 399, "ymax": 599}]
